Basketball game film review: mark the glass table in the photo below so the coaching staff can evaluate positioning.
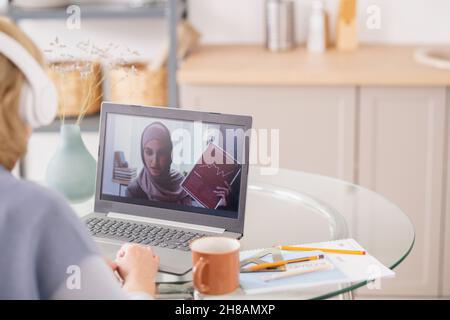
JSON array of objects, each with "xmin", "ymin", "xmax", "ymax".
[{"xmin": 73, "ymin": 166, "xmax": 415, "ymax": 300}]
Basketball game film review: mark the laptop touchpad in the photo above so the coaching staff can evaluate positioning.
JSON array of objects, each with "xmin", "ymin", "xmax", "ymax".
[{"xmin": 96, "ymin": 241, "xmax": 121, "ymax": 260}]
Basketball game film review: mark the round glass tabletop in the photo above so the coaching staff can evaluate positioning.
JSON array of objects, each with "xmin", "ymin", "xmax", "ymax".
[
  {"xmin": 230, "ymin": 166, "xmax": 415, "ymax": 299},
  {"xmin": 72, "ymin": 166, "xmax": 415, "ymax": 300}
]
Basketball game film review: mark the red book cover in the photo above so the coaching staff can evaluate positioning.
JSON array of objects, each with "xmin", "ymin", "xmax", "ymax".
[{"xmin": 181, "ymin": 143, "xmax": 242, "ymax": 209}]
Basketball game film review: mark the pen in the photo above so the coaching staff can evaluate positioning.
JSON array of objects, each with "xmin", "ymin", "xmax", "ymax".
[
  {"xmin": 242, "ymin": 254, "xmax": 324, "ymax": 272},
  {"xmin": 279, "ymin": 245, "xmax": 366, "ymax": 255}
]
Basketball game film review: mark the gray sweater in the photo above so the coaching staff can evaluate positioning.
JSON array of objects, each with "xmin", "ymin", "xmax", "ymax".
[{"xmin": 0, "ymin": 165, "xmax": 144, "ymax": 300}]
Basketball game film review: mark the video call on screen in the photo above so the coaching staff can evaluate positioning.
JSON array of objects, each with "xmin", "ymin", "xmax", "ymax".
[{"xmin": 100, "ymin": 113, "xmax": 246, "ymax": 219}]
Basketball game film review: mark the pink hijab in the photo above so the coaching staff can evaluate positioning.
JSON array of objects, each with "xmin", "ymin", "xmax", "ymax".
[{"xmin": 136, "ymin": 122, "xmax": 191, "ymax": 205}]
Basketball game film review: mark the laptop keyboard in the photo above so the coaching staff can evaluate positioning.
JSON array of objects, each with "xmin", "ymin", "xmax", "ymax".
[{"xmin": 85, "ymin": 217, "xmax": 205, "ymax": 251}]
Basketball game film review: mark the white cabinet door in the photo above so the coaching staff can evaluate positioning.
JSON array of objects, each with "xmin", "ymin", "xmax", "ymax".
[
  {"xmin": 180, "ymin": 85, "xmax": 356, "ymax": 182},
  {"xmin": 24, "ymin": 132, "xmax": 99, "ymax": 182},
  {"xmin": 444, "ymin": 87, "xmax": 450, "ymax": 298},
  {"xmin": 357, "ymin": 87, "xmax": 446, "ymax": 297}
]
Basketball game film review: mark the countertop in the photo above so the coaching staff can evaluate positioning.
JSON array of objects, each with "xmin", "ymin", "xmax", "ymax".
[{"xmin": 177, "ymin": 45, "xmax": 450, "ymax": 86}]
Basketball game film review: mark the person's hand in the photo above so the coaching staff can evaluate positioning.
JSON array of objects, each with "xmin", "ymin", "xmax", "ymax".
[
  {"xmin": 114, "ymin": 243, "xmax": 160, "ymax": 297},
  {"xmin": 104, "ymin": 257, "xmax": 118, "ymax": 272},
  {"xmin": 104, "ymin": 257, "xmax": 124, "ymax": 282},
  {"xmin": 214, "ymin": 181, "xmax": 232, "ymax": 207}
]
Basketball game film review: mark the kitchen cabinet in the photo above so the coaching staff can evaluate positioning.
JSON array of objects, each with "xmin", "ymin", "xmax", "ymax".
[
  {"xmin": 181, "ymin": 85, "xmax": 356, "ymax": 182},
  {"xmin": 180, "ymin": 82, "xmax": 449, "ymax": 297},
  {"xmin": 356, "ymin": 87, "xmax": 446, "ymax": 297},
  {"xmin": 178, "ymin": 44, "xmax": 450, "ymax": 297}
]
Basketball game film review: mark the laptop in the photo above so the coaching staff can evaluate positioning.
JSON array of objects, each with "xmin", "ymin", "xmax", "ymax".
[{"xmin": 83, "ymin": 102, "xmax": 252, "ymax": 278}]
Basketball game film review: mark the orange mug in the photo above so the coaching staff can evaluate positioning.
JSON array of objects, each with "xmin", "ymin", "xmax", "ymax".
[{"xmin": 190, "ymin": 237, "xmax": 241, "ymax": 295}]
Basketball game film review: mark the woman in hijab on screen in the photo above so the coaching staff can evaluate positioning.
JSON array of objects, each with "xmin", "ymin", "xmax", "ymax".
[{"xmin": 125, "ymin": 122, "xmax": 192, "ymax": 205}]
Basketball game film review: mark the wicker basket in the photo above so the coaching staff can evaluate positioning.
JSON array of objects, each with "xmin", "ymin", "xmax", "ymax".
[
  {"xmin": 109, "ymin": 62, "xmax": 167, "ymax": 107},
  {"xmin": 47, "ymin": 61, "xmax": 103, "ymax": 118}
]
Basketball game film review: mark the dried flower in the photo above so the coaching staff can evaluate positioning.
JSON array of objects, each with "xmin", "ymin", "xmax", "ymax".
[{"xmin": 45, "ymin": 38, "xmax": 142, "ymax": 125}]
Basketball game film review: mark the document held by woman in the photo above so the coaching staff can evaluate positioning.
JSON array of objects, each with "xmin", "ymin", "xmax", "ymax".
[{"xmin": 181, "ymin": 143, "xmax": 242, "ymax": 209}]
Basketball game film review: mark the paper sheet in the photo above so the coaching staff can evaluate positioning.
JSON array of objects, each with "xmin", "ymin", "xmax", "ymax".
[{"xmin": 239, "ymin": 239, "xmax": 395, "ymax": 294}]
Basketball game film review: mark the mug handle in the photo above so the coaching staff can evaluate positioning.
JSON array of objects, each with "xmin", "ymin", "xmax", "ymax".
[{"xmin": 193, "ymin": 257, "xmax": 209, "ymax": 293}]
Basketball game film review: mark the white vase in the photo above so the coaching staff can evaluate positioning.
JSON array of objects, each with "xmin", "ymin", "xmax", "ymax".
[{"xmin": 45, "ymin": 124, "xmax": 96, "ymax": 203}]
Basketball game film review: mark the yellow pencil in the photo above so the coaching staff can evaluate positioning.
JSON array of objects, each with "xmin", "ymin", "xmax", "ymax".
[
  {"xmin": 242, "ymin": 254, "xmax": 324, "ymax": 272},
  {"xmin": 280, "ymin": 245, "xmax": 366, "ymax": 255}
]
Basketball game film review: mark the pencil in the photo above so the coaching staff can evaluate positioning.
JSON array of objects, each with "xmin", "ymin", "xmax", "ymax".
[
  {"xmin": 242, "ymin": 254, "xmax": 324, "ymax": 272},
  {"xmin": 280, "ymin": 245, "xmax": 366, "ymax": 255}
]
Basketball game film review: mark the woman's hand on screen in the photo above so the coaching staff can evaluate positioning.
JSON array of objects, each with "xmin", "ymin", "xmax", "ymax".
[{"xmin": 214, "ymin": 181, "xmax": 232, "ymax": 207}]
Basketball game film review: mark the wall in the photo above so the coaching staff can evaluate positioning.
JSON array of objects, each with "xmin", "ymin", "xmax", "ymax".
[
  {"xmin": 17, "ymin": 18, "xmax": 168, "ymax": 62},
  {"xmin": 188, "ymin": 0, "xmax": 450, "ymax": 45},
  {"xmin": 1, "ymin": 2, "xmax": 169, "ymax": 60},
  {"xmin": 4, "ymin": 0, "xmax": 450, "ymax": 61}
]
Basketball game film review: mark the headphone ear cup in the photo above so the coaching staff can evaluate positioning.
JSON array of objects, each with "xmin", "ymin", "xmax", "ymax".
[
  {"xmin": 38, "ymin": 78, "xmax": 58, "ymax": 125},
  {"xmin": 19, "ymin": 82, "xmax": 37, "ymax": 128},
  {"xmin": 19, "ymin": 76, "xmax": 58, "ymax": 129},
  {"xmin": 0, "ymin": 32, "xmax": 58, "ymax": 128}
]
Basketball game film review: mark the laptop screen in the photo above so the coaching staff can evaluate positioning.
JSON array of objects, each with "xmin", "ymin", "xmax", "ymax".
[{"xmin": 100, "ymin": 112, "xmax": 248, "ymax": 220}]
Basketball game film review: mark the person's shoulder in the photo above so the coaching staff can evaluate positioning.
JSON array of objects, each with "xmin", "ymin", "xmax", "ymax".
[
  {"xmin": 1, "ymin": 173, "xmax": 73, "ymax": 221},
  {"xmin": 18, "ymin": 178, "xmax": 66, "ymax": 207},
  {"xmin": 2, "ymin": 173, "xmax": 98, "ymax": 249}
]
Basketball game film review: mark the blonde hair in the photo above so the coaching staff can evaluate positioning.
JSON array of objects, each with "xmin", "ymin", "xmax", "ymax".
[{"xmin": 0, "ymin": 17, "xmax": 43, "ymax": 170}]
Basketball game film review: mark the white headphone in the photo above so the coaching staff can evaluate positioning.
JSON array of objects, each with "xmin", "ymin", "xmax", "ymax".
[{"xmin": 0, "ymin": 32, "xmax": 58, "ymax": 128}]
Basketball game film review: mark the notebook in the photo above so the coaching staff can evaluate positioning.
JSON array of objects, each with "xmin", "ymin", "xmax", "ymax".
[
  {"xmin": 181, "ymin": 143, "xmax": 242, "ymax": 209},
  {"xmin": 239, "ymin": 239, "xmax": 395, "ymax": 295}
]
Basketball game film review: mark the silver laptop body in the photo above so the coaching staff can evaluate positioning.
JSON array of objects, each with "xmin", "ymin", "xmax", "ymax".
[{"xmin": 83, "ymin": 102, "xmax": 252, "ymax": 278}]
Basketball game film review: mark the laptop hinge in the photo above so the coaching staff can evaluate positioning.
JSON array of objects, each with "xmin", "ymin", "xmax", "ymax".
[{"xmin": 107, "ymin": 212, "xmax": 226, "ymax": 234}]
